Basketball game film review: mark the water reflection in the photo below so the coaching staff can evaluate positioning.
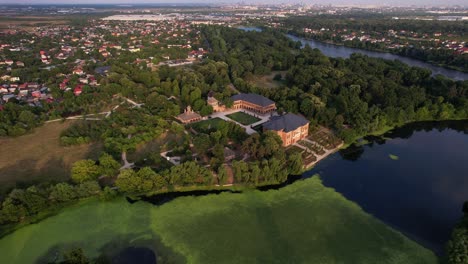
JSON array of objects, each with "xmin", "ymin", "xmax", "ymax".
[
  {"xmin": 236, "ymin": 26, "xmax": 468, "ymax": 80},
  {"xmin": 306, "ymin": 120, "xmax": 468, "ymax": 254}
]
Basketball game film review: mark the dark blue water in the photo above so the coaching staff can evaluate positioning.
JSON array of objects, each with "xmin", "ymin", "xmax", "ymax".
[
  {"xmin": 304, "ymin": 121, "xmax": 468, "ymax": 254},
  {"xmin": 238, "ymin": 27, "xmax": 468, "ymax": 80}
]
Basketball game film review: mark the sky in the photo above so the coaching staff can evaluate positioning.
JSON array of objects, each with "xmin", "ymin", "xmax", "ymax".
[{"xmin": 0, "ymin": 0, "xmax": 466, "ymax": 6}]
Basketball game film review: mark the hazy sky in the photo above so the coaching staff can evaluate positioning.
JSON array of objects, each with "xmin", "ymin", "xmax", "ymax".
[{"xmin": 0, "ymin": 0, "xmax": 466, "ymax": 6}]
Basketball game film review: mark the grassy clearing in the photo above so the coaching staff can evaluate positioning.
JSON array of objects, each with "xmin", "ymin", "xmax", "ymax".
[
  {"xmin": 0, "ymin": 177, "xmax": 437, "ymax": 264},
  {"xmin": 226, "ymin": 111, "xmax": 261, "ymax": 125},
  {"xmin": 247, "ymin": 71, "xmax": 286, "ymax": 89},
  {"xmin": 189, "ymin": 118, "xmax": 228, "ymax": 133},
  {"xmin": 0, "ymin": 121, "xmax": 102, "ymax": 195}
]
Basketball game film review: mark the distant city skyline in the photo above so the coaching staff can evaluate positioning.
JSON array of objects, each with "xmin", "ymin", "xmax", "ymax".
[{"xmin": 0, "ymin": 0, "xmax": 467, "ymax": 7}]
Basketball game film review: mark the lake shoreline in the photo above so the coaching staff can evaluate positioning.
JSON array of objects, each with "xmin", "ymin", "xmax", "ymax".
[
  {"xmin": 1, "ymin": 119, "xmax": 467, "ymax": 261},
  {"xmin": 1, "ymin": 119, "xmax": 466, "ymax": 239},
  {"xmin": 308, "ymin": 119, "xmax": 468, "ymax": 255}
]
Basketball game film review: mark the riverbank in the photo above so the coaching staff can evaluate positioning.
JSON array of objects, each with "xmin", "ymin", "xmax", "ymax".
[{"xmin": 288, "ymin": 31, "xmax": 468, "ymax": 74}]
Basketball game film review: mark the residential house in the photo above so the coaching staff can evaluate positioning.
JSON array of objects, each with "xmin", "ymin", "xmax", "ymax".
[{"xmin": 74, "ymin": 85, "xmax": 83, "ymax": 96}]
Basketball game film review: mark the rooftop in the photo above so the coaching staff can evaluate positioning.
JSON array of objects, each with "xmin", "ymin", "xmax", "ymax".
[
  {"xmin": 263, "ymin": 113, "xmax": 309, "ymax": 133},
  {"xmin": 231, "ymin": 93, "xmax": 275, "ymax": 107},
  {"xmin": 176, "ymin": 106, "xmax": 201, "ymax": 122}
]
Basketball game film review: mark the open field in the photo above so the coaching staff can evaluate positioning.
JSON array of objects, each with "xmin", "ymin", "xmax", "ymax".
[
  {"xmin": 247, "ymin": 71, "xmax": 286, "ymax": 89},
  {"xmin": 0, "ymin": 16, "xmax": 69, "ymax": 31},
  {"xmin": 226, "ymin": 111, "xmax": 261, "ymax": 125},
  {"xmin": 0, "ymin": 121, "xmax": 102, "ymax": 195},
  {"xmin": 0, "ymin": 177, "xmax": 437, "ymax": 264}
]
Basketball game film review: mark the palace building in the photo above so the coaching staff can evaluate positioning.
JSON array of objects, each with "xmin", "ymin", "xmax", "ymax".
[
  {"xmin": 207, "ymin": 91, "xmax": 226, "ymax": 112},
  {"xmin": 231, "ymin": 93, "xmax": 276, "ymax": 114},
  {"xmin": 176, "ymin": 106, "xmax": 202, "ymax": 124},
  {"xmin": 263, "ymin": 113, "xmax": 310, "ymax": 146}
]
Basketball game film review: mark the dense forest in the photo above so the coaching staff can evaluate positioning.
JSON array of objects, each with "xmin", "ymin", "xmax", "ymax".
[
  {"xmin": 204, "ymin": 26, "xmax": 468, "ymax": 142},
  {"xmin": 283, "ymin": 16, "xmax": 468, "ymax": 72}
]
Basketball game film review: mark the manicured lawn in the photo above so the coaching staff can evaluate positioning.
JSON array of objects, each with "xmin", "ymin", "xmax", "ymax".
[
  {"xmin": 189, "ymin": 118, "xmax": 228, "ymax": 133},
  {"xmin": 0, "ymin": 177, "xmax": 437, "ymax": 264},
  {"xmin": 0, "ymin": 121, "xmax": 102, "ymax": 196},
  {"xmin": 226, "ymin": 112, "xmax": 261, "ymax": 125}
]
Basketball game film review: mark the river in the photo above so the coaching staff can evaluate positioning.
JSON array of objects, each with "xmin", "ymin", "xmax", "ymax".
[
  {"xmin": 238, "ymin": 26, "xmax": 468, "ymax": 81},
  {"xmin": 304, "ymin": 121, "xmax": 468, "ymax": 254}
]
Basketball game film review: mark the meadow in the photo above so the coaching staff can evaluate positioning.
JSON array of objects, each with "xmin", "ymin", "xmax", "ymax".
[
  {"xmin": 0, "ymin": 121, "xmax": 102, "ymax": 195},
  {"xmin": 246, "ymin": 71, "xmax": 286, "ymax": 89},
  {"xmin": 0, "ymin": 177, "xmax": 437, "ymax": 264}
]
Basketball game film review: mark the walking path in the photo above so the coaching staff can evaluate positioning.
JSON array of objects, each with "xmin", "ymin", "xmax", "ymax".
[
  {"xmin": 44, "ymin": 96, "xmax": 137, "ymax": 123},
  {"xmin": 120, "ymin": 134, "xmax": 135, "ymax": 170},
  {"xmin": 120, "ymin": 151, "xmax": 135, "ymax": 170},
  {"xmin": 45, "ymin": 112, "xmax": 110, "ymax": 123},
  {"xmin": 208, "ymin": 109, "xmax": 274, "ymax": 135},
  {"xmin": 43, "ymin": 95, "xmax": 145, "ymax": 170},
  {"xmin": 160, "ymin": 151, "xmax": 181, "ymax": 165}
]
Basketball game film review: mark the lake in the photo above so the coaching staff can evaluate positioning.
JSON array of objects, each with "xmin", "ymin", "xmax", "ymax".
[
  {"xmin": 0, "ymin": 178, "xmax": 436, "ymax": 264},
  {"xmin": 305, "ymin": 121, "xmax": 468, "ymax": 254},
  {"xmin": 238, "ymin": 26, "xmax": 468, "ymax": 80},
  {"xmin": 0, "ymin": 122, "xmax": 465, "ymax": 262}
]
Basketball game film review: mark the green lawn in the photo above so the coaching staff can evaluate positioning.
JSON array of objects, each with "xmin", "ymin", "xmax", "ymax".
[
  {"xmin": 0, "ymin": 177, "xmax": 437, "ymax": 264},
  {"xmin": 189, "ymin": 118, "xmax": 228, "ymax": 133},
  {"xmin": 226, "ymin": 112, "xmax": 261, "ymax": 125}
]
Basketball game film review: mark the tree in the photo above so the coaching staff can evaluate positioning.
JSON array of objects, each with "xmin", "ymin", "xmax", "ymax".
[
  {"xmin": 115, "ymin": 169, "xmax": 137, "ymax": 193},
  {"xmin": 115, "ymin": 167, "xmax": 164, "ymax": 194},
  {"xmin": 193, "ymin": 134, "xmax": 211, "ymax": 156},
  {"xmin": 288, "ymin": 152, "xmax": 303, "ymax": 175},
  {"xmin": 18, "ymin": 110, "xmax": 37, "ymax": 128},
  {"xmin": 98, "ymin": 153, "xmax": 120, "ymax": 177},
  {"xmin": 212, "ymin": 144, "xmax": 225, "ymax": 162},
  {"xmin": 49, "ymin": 183, "xmax": 77, "ymax": 202},
  {"xmin": 217, "ymin": 166, "xmax": 228, "ymax": 185},
  {"xmin": 71, "ymin": 160, "xmax": 101, "ymax": 183},
  {"xmin": 446, "ymin": 201, "xmax": 468, "ymax": 264}
]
